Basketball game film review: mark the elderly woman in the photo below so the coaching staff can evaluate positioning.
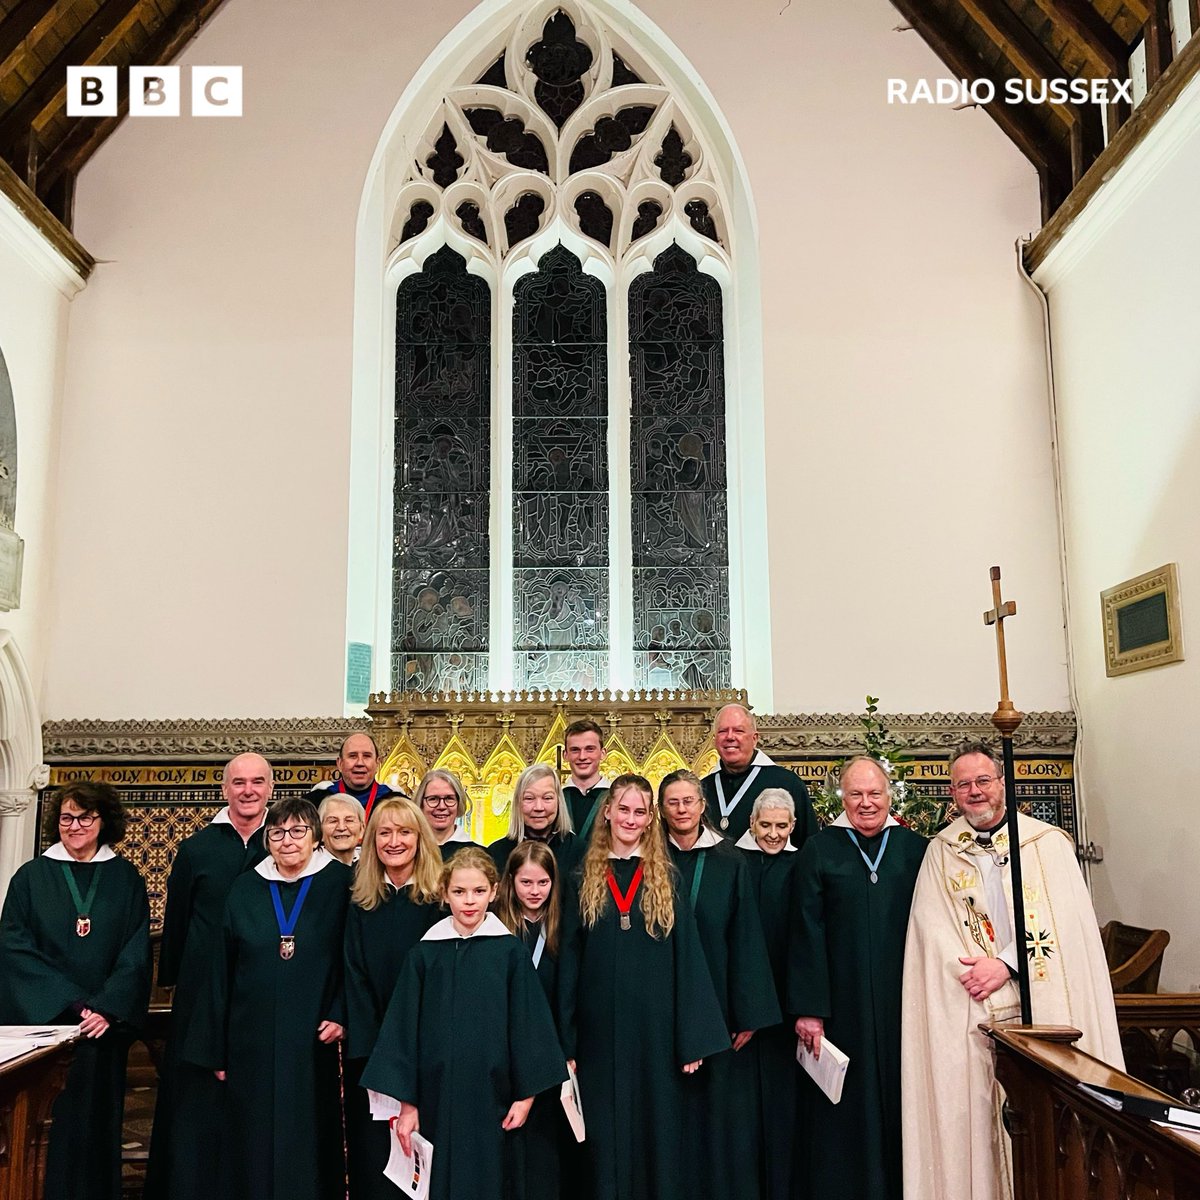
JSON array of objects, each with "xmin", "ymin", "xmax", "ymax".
[
  {"xmin": 486, "ymin": 763, "xmax": 578, "ymax": 875},
  {"xmin": 414, "ymin": 768, "xmax": 477, "ymax": 848},
  {"xmin": 344, "ymin": 798, "xmax": 443, "ymax": 1200},
  {"xmin": 736, "ymin": 787, "xmax": 802, "ymax": 1200},
  {"xmin": 318, "ymin": 792, "xmax": 366, "ymax": 864},
  {"xmin": 0, "ymin": 781, "xmax": 151, "ymax": 1200},
  {"xmin": 184, "ymin": 797, "xmax": 351, "ymax": 1200},
  {"xmin": 788, "ymin": 757, "xmax": 927, "ymax": 1200}
]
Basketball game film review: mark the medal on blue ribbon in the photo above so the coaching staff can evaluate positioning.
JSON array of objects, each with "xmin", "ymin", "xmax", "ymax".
[{"xmin": 270, "ymin": 875, "xmax": 314, "ymax": 960}]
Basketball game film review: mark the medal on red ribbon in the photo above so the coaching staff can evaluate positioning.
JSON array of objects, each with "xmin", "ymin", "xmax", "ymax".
[{"xmin": 606, "ymin": 861, "xmax": 644, "ymax": 932}]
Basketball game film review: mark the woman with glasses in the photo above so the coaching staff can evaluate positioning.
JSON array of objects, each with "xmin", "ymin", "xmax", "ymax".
[
  {"xmin": 344, "ymin": 798, "xmax": 443, "ymax": 1199},
  {"xmin": 184, "ymin": 797, "xmax": 351, "ymax": 1200},
  {"xmin": 414, "ymin": 769, "xmax": 477, "ymax": 848},
  {"xmin": 0, "ymin": 781, "xmax": 151, "ymax": 1200}
]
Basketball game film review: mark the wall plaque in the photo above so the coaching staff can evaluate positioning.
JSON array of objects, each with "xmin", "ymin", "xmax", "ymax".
[{"xmin": 1101, "ymin": 563, "xmax": 1184, "ymax": 677}]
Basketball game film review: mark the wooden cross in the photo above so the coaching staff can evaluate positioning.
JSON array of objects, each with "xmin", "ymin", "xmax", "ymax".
[{"xmin": 983, "ymin": 565, "xmax": 1024, "ymax": 737}]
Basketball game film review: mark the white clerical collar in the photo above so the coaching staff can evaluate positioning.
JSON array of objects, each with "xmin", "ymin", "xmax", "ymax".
[
  {"xmin": 43, "ymin": 843, "xmax": 116, "ymax": 862},
  {"xmin": 254, "ymin": 846, "xmax": 335, "ymax": 882},
  {"xmin": 441, "ymin": 825, "xmax": 474, "ymax": 844},
  {"xmin": 423, "ymin": 912, "xmax": 510, "ymax": 941},
  {"xmin": 733, "ymin": 830, "xmax": 797, "ymax": 853},
  {"xmin": 669, "ymin": 826, "xmax": 724, "ymax": 851},
  {"xmin": 569, "ymin": 775, "xmax": 611, "ymax": 794},
  {"xmin": 704, "ymin": 748, "xmax": 774, "ymax": 778},
  {"xmin": 608, "ymin": 844, "xmax": 643, "ymax": 859},
  {"xmin": 831, "ymin": 811, "xmax": 901, "ymax": 832}
]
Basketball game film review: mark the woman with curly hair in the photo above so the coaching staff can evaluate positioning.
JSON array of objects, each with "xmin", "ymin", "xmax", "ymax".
[
  {"xmin": 558, "ymin": 774, "xmax": 728, "ymax": 1200},
  {"xmin": 344, "ymin": 797, "xmax": 443, "ymax": 1199},
  {"xmin": 0, "ymin": 781, "xmax": 151, "ymax": 1200}
]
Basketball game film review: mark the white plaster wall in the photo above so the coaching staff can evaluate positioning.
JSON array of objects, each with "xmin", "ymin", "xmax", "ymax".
[
  {"xmin": 47, "ymin": 0, "xmax": 1065, "ymax": 720},
  {"xmin": 1035, "ymin": 77, "xmax": 1200, "ymax": 992}
]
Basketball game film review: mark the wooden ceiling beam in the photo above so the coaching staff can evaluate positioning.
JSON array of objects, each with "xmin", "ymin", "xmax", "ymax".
[
  {"xmin": 1143, "ymin": 0, "xmax": 1174, "ymax": 88},
  {"xmin": 37, "ymin": 0, "xmax": 228, "ymax": 198},
  {"xmin": 889, "ymin": 0, "xmax": 1072, "ymax": 194},
  {"xmin": 1024, "ymin": 0, "xmax": 1129, "ymax": 75},
  {"xmin": 0, "ymin": 1, "xmax": 58, "ymax": 71},
  {"xmin": 0, "ymin": 0, "xmax": 150, "ymax": 150}
]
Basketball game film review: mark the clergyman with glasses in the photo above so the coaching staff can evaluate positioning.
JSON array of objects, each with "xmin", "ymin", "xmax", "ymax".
[
  {"xmin": 787, "ymin": 756, "xmax": 926, "ymax": 1200},
  {"xmin": 899, "ymin": 740, "xmax": 1124, "ymax": 1200}
]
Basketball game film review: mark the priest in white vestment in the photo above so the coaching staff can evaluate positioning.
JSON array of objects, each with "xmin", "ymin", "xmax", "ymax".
[{"xmin": 901, "ymin": 741, "xmax": 1123, "ymax": 1200}]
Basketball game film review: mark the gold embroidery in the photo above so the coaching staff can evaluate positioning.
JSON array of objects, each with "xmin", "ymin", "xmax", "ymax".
[
  {"xmin": 949, "ymin": 869, "xmax": 977, "ymax": 892},
  {"xmin": 963, "ymin": 896, "xmax": 995, "ymax": 953}
]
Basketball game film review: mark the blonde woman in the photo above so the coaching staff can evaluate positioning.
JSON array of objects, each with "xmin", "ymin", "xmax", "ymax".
[
  {"xmin": 344, "ymin": 799, "xmax": 443, "ymax": 1200},
  {"xmin": 558, "ymin": 774, "xmax": 728, "ymax": 1200},
  {"xmin": 486, "ymin": 762, "xmax": 578, "ymax": 876},
  {"xmin": 414, "ymin": 769, "xmax": 477, "ymax": 848}
]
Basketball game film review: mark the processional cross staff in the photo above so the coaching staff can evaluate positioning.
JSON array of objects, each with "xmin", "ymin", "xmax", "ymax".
[{"xmin": 983, "ymin": 565, "xmax": 1033, "ymax": 1024}]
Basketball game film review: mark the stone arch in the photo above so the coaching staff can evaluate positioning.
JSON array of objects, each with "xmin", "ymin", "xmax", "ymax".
[{"xmin": 0, "ymin": 630, "xmax": 47, "ymax": 905}]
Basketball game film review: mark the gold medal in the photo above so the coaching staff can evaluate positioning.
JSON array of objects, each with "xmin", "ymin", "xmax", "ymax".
[
  {"xmin": 280, "ymin": 935, "xmax": 295, "ymax": 960},
  {"xmin": 76, "ymin": 915, "xmax": 91, "ymax": 937}
]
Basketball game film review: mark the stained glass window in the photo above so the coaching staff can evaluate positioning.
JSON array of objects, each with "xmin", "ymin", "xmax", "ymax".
[
  {"xmin": 392, "ymin": 247, "xmax": 491, "ymax": 692},
  {"xmin": 512, "ymin": 245, "xmax": 609, "ymax": 690},
  {"xmin": 629, "ymin": 245, "xmax": 731, "ymax": 689}
]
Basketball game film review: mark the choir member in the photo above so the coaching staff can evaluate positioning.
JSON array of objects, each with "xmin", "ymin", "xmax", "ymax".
[
  {"xmin": 362, "ymin": 846, "xmax": 566, "ymax": 1200},
  {"xmin": 487, "ymin": 762, "xmax": 579, "ymax": 876},
  {"xmin": 701, "ymin": 704, "xmax": 817, "ymax": 847},
  {"xmin": 184, "ymin": 797, "xmax": 351, "ymax": 1200},
  {"xmin": 790, "ymin": 756, "xmax": 927, "ymax": 1200},
  {"xmin": 561, "ymin": 717, "xmax": 610, "ymax": 840},
  {"xmin": 414, "ymin": 768, "xmax": 477, "ymax": 848},
  {"xmin": 559, "ymin": 774, "xmax": 729, "ymax": 1200},
  {"xmin": 146, "ymin": 753, "xmax": 270, "ymax": 1200},
  {"xmin": 308, "ymin": 731, "xmax": 397, "ymax": 820},
  {"xmin": 0, "ymin": 781, "xmax": 151, "ymax": 1200},
  {"xmin": 495, "ymin": 840, "xmax": 573, "ymax": 1200},
  {"xmin": 344, "ymin": 798, "xmax": 443, "ymax": 1199},
  {"xmin": 318, "ymin": 792, "xmax": 366, "ymax": 864},
  {"xmin": 660, "ymin": 769, "xmax": 780, "ymax": 1200}
]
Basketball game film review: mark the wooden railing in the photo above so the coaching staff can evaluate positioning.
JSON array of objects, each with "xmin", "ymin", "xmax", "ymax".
[
  {"xmin": 990, "ymin": 1025, "xmax": 1200, "ymax": 1200},
  {"xmin": 1115, "ymin": 994, "xmax": 1200, "ymax": 1101}
]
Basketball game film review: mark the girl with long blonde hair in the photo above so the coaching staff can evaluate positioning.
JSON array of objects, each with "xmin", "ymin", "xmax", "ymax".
[
  {"xmin": 344, "ymin": 798, "xmax": 443, "ymax": 1200},
  {"xmin": 559, "ymin": 774, "xmax": 728, "ymax": 1200}
]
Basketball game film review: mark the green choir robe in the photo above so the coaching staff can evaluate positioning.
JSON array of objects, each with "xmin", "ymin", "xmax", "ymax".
[
  {"xmin": 558, "ymin": 857, "xmax": 730, "ymax": 1200},
  {"xmin": 361, "ymin": 913, "xmax": 567, "ymax": 1200},
  {"xmin": 487, "ymin": 830, "xmax": 580, "ymax": 878},
  {"xmin": 183, "ymin": 852, "xmax": 352, "ymax": 1200},
  {"xmin": 787, "ymin": 818, "xmax": 927, "ymax": 1200},
  {"xmin": 701, "ymin": 754, "xmax": 818, "ymax": 847},
  {"xmin": 0, "ymin": 845, "xmax": 151, "ymax": 1200},
  {"xmin": 344, "ymin": 883, "xmax": 442, "ymax": 1200},
  {"xmin": 670, "ymin": 831, "xmax": 781, "ymax": 1200},
  {"xmin": 563, "ymin": 780, "xmax": 609, "ymax": 844},
  {"xmin": 739, "ymin": 837, "xmax": 802, "ymax": 1200},
  {"xmin": 146, "ymin": 812, "xmax": 266, "ymax": 1200}
]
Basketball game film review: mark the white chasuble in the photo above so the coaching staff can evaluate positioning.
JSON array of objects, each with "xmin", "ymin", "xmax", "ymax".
[{"xmin": 900, "ymin": 814, "xmax": 1123, "ymax": 1200}]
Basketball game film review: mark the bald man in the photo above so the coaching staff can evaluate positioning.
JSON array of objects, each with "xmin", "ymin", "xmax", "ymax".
[
  {"xmin": 307, "ymin": 731, "xmax": 399, "ymax": 821},
  {"xmin": 701, "ymin": 704, "xmax": 817, "ymax": 847},
  {"xmin": 146, "ymin": 753, "xmax": 274, "ymax": 1200}
]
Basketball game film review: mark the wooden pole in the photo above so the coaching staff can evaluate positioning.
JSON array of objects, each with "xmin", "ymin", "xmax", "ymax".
[{"xmin": 984, "ymin": 565, "xmax": 1032, "ymax": 1025}]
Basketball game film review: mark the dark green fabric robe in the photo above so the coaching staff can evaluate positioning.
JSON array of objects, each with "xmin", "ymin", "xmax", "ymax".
[
  {"xmin": 183, "ymin": 858, "xmax": 352, "ymax": 1200},
  {"xmin": 487, "ymin": 830, "xmax": 580, "ymax": 878},
  {"xmin": 671, "ymin": 838, "xmax": 781, "ymax": 1200},
  {"xmin": 0, "ymin": 851, "xmax": 151, "ymax": 1200},
  {"xmin": 360, "ymin": 921, "xmax": 567, "ymax": 1200},
  {"xmin": 702, "ymin": 762, "xmax": 817, "ymax": 847},
  {"xmin": 344, "ymin": 885, "xmax": 442, "ymax": 1200},
  {"xmin": 740, "ymin": 845, "xmax": 802, "ymax": 1200},
  {"xmin": 786, "ymin": 824, "xmax": 927, "ymax": 1200},
  {"xmin": 558, "ymin": 860, "xmax": 730, "ymax": 1200},
  {"xmin": 563, "ymin": 782, "xmax": 609, "ymax": 844},
  {"xmin": 146, "ymin": 818, "xmax": 266, "ymax": 1200}
]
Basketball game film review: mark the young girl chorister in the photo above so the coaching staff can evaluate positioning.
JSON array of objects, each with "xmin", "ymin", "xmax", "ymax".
[
  {"xmin": 495, "ymin": 841, "xmax": 573, "ymax": 1200},
  {"xmin": 361, "ymin": 846, "xmax": 566, "ymax": 1200},
  {"xmin": 558, "ymin": 774, "xmax": 729, "ymax": 1200}
]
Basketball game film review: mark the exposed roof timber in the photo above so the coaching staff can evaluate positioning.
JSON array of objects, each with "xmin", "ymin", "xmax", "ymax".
[
  {"xmin": 1143, "ymin": 0, "xmax": 1173, "ymax": 88},
  {"xmin": 1024, "ymin": 0, "xmax": 1129, "ymax": 74},
  {"xmin": 37, "ymin": 0, "xmax": 227, "ymax": 192},
  {"xmin": 0, "ymin": 0, "xmax": 150, "ymax": 148},
  {"xmin": 0, "ymin": 153, "xmax": 93, "ymax": 278},
  {"xmin": 0, "ymin": 1, "xmax": 58, "ymax": 70}
]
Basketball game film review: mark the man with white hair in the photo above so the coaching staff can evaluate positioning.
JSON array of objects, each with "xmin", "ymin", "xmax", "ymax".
[{"xmin": 701, "ymin": 703, "xmax": 817, "ymax": 847}]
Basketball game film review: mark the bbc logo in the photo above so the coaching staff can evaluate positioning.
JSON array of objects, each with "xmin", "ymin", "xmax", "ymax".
[{"xmin": 66, "ymin": 66, "xmax": 243, "ymax": 117}]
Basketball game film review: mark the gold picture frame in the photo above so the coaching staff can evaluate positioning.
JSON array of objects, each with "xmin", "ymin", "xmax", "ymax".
[{"xmin": 1101, "ymin": 563, "xmax": 1184, "ymax": 677}]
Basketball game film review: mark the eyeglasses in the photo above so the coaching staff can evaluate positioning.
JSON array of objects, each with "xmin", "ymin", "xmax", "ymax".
[
  {"xmin": 423, "ymin": 796, "xmax": 458, "ymax": 810},
  {"xmin": 844, "ymin": 789, "xmax": 887, "ymax": 803},
  {"xmin": 266, "ymin": 825, "xmax": 313, "ymax": 843},
  {"xmin": 662, "ymin": 796, "xmax": 703, "ymax": 809},
  {"xmin": 59, "ymin": 812, "xmax": 98, "ymax": 828},
  {"xmin": 950, "ymin": 775, "xmax": 999, "ymax": 794}
]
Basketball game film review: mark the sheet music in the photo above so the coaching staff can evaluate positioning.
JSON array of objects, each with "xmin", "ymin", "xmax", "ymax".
[
  {"xmin": 796, "ymin": 1035, "xmax": 849, "ymax": 1105},
  {"xmin": 0, "ymin": 1025, "xmax": 79, "ymax": 1067},
  {"xmin": 368, "ymin": 1089, "xmax": 402, "ymax": 1121},
  {"xmin": 560, "ymin": 1062, "xmax": 585, "ymax": 1142},
  {"xmin": 384, "ymin": 1130, "xmax": 433, "ymax": 1198}
]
